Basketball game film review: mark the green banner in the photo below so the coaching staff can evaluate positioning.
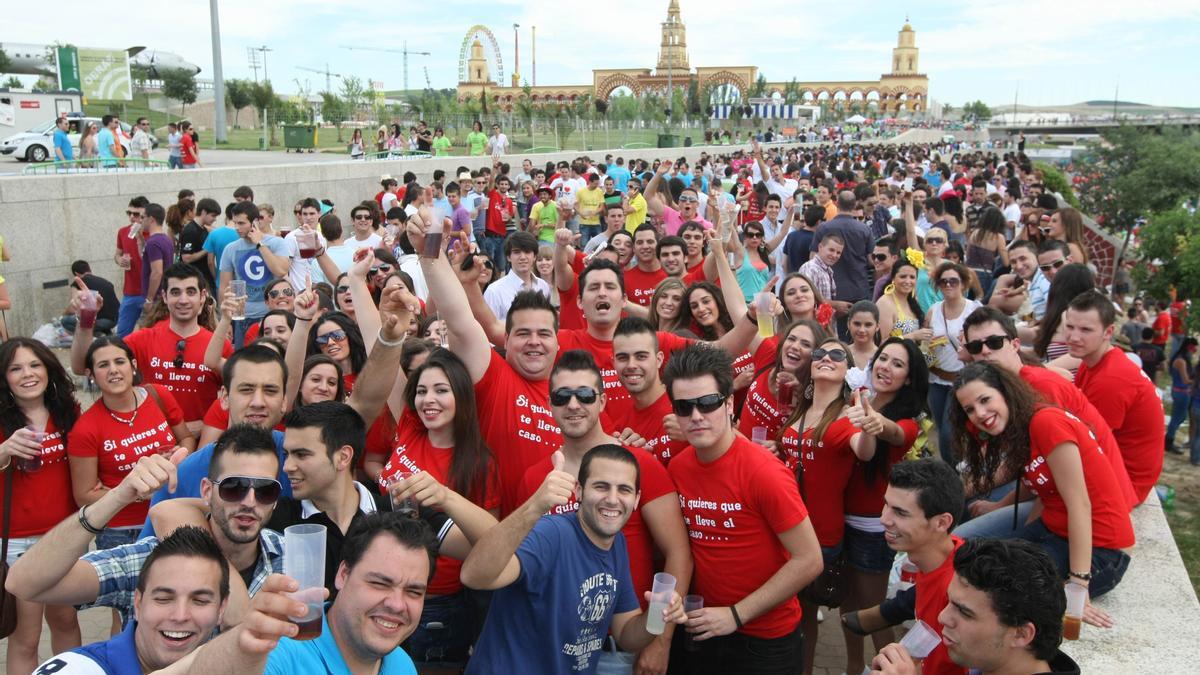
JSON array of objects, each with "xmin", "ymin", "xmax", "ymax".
[
  {"xmin": 56, "ymin": 46, "xmax": 81, "ymax": 93},
  {"xmin": 77, "ymin": 48, "xmax": 132, "ymax": 101}
]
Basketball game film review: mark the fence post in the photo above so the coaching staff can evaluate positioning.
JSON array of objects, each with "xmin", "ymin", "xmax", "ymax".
[{"xmin": 554, "ymin": 118, "xmax": 560, "ymax": 150}]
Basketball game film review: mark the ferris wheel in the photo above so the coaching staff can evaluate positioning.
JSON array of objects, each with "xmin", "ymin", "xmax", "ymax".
[{"xmin": 457, "ymin": 25, "xmax": 505, "ymax": 84}]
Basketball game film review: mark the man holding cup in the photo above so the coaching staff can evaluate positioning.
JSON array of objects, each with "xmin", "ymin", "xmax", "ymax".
[
  {"xmin": 218, "ymin": 201, "xmax": 290, "ymax": 349},
  {"xmin": 462, "ymin": 445, "xmax": 687, "ymax": 674}
]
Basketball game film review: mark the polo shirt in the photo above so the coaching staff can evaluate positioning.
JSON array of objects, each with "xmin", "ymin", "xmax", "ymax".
[
  {"xmin": 38, "ymin": 619, "xmax": 143, "ymax": 674},
  {"xmin": 264, "ymin": 603, "xmax": 417, "ymax": 675}
]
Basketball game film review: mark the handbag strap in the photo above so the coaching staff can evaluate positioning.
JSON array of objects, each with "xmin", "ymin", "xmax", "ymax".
[{"xmin": 2, "ymin": 466, "xmax": 14, "ymax": 566}]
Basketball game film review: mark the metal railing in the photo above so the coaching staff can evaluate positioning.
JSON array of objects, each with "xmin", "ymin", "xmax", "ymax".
[
  {"xmin": 22, "ymin": 158, "xmax": 172, "ymax": 176},
  {"xmin": 360, "ymin": 149, "xmax": 432, "ymax": 161}
]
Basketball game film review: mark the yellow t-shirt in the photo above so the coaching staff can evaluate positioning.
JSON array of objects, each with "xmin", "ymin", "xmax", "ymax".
[
  {"xmin": 625, "ymin": 194, "xmax": 648, "ymax": 233},
  {"xmin": 576, "ymin": 187, "xmax": 604, "ymax": 226}
]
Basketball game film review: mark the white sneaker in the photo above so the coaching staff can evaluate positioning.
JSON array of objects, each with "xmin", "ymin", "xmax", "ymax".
[{"xmin": 817, "ymin": 608, "xmax": 825, "ymax": 623}]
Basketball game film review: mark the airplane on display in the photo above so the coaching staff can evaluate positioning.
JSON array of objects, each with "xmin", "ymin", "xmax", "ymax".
[{"xmin": 0, "ymin": 42, "xmax": 202, "ymax": 78}]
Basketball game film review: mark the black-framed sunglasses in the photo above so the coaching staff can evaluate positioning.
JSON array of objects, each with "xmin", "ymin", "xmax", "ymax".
[
  {"xmin": 173, "ymin": 339, "xmax": 187, "ymax": 369},
  {"xmin": 811, "ymin": 347, "xmax": 849, "ymax": 363},
  {"xmin": 871, "ymin": 253, "xmax": 891, "ymax": 262},
  {"xmin": 550, "ymin": 386, "xmax": 599, "ymax": 407},
  {"xmin": 965, "ymin": 335, "xmax": 1009, "ymax": 355},
  {"xmin": 671, "ymin": 393, "xmax": 727, "ymax": 417},
  {"xmin": 335, "ymin": 285, "xmax": 351, "ymax": 294},
  {"xmin": 369, "ymin": 264, "xmax": 393, "ymax": 275},
  {"xmin": 925, "ymin": 237, "xmax": 946, "ymax": 245},
  {"xmin": 213, "ymin": 476, "xmax": 282, "ymax": 505},
  {"xmin": 126, "ymin": 210, "xmax": 143, "ymax": 218},
  {"xmin": 744, "ymin": 231, "xmax": 763, "ymax": 239},
  {"xmin": 315, "ymin": 330, "xmax": 348, "ymax": 346},
  {"xmin": 268, "ymin": 287, "xmax": 295, "ymax": 299},
  {"xmin": 1039, "ymin": 259, "xmax": 1066, "ymax": 272},
  {"xmin": 352, "ymin": 213, "xmax": 373, "ymax": 221}
]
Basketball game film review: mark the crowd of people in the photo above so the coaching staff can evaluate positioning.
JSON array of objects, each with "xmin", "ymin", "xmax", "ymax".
[{"xmin": 0, "ymin": 136, "xmax": 1179, "ymax": 675}]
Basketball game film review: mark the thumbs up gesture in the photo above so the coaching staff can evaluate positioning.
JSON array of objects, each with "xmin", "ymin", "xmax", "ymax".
[
  {"xmin": 848, "ymin": 389, "xmax": 884, "ymax": 436},
  {"xmin": 532, "ymin": 450, "xmax": 576, "ymax": 514}
]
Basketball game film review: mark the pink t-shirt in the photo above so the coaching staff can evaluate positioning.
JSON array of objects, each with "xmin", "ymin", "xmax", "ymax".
[{"xmin": 661, "ymin": 205, "xmax": 713, "ymax": 236}]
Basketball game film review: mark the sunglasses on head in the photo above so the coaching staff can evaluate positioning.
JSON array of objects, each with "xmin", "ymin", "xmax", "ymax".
[
  {"xmin": 550, "ymin": 386, "xmax": 599, "ymax": 407},
  {"xmin": 268, "ymin": 287, "xmax": 294, "ymax": 299},
  {"xmin": 213, "ymin": 476, "xmax": 282, "ymax": 505},
  {"xmin": 671, "ymin": 393, "xmax": 727, "ymax": 417},
  {"xmin": 965, "ymin": 335, "xmax": 1008, "ymax": 355},
  {"xmin": 173, "ymin": 339, "xmax": 187, "ymax": 369},
  {"xmin": 811, "ymin": 347, "xmax": 848, "ymax": 363},
  {"xmin": 315, "ymin": 330, "xmax": 347, "ymax": 345},
  {"xmin": 1039, "ymin": 259, "xmax": 1066, "ymax": 272}
]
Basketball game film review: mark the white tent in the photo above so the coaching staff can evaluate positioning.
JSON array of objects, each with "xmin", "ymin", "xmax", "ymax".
[{"xmin": 845, "ymin": 114, "xmax": 867, "ymax": 123}]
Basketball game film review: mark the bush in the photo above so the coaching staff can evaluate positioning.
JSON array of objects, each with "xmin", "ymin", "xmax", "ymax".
[{"xmin": 1034, "ymin": 161, "xmax": 1081, "ymax": 209}]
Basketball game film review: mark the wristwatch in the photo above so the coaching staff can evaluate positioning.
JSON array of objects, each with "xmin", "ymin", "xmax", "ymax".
[{"xmin": 255, "ymin": 242, "xmax": 262, "ymax": 250}]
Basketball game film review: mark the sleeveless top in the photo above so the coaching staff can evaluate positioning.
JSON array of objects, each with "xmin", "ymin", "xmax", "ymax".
[
  {"xmin": 965, "ymin": 240, "xmax": 998, "ymax": 271},
  {"xmin": 888, "ymin": 291, "xmax": 921, "ymax": 338}
]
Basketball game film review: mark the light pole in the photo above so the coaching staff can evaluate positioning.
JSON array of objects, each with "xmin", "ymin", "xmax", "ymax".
[{"xmin": 209, "ymin": 0, "xmax": 227, "ymax": 143}]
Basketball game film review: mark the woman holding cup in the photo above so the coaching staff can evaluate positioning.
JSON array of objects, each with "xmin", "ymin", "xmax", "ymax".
[
  {"xmin": 0, "ymin": 338, "xmax": 82, "ymax": 674},
  {"xmin": 737, "ymin": 319, "xmax": 825, "ymax": 446}
]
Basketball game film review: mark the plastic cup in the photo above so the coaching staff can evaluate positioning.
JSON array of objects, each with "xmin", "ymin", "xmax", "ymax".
[
  {"xmin": 228, "ymin": 280, "xmax": 247, "ymax": 321},
  {"xmin": 646, "ymin": 572, "xmax": 676, "ymax": 635},
  {"xmin": 1063, "ymin": 583, "xmax": 1087, "ymax": 641},
  {"xmin": 283, "ymin": 524, "xmax": 327, "ymax": 641},
  {"xmin": 755, "ymin": 292, "xmax": 775, "ymax": 338},
  {"xmin": 17, "ymin": 425, "xmax": 44, "ymax": 473},
  {"xmin": 389, "ymin": 471, "xmax": 420, "ymax": 519},
  {"xmin": 683, "ymin": 595, "xmax": 704, "ymax": 652},
  {"xmin": 296, "ymin": 230, "xmax": 318, "ymax": 259},
  {"xmin": 899, "ymin": 619, "xmax": 942, "ymax": 659},
  {"xmin": 751, "ymin": 426, "xmax": 769, "ymax": 445},
  {"xmin": 78, "ymin": 290, "xmax": 99, "ymax": 330}
]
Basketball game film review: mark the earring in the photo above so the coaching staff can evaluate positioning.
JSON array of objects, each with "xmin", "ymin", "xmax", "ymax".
[
  {"xmin": 804, "ymin": 381, "xmax": 814, "ymax": 399},
  {"xmin": 977, "ymin": 429, "xmax": 990, "ymax": 443}
]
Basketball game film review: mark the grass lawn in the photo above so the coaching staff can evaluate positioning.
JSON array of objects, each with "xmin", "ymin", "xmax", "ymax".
[{"xmin": 1161, "ymin": 398, "xmax": 1200, "ymax": 596}]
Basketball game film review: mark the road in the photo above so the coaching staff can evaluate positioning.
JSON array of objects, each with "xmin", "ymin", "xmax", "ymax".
[{"xmin": 0, "ymin": 147, "xmax": 347, "ymax": 176}]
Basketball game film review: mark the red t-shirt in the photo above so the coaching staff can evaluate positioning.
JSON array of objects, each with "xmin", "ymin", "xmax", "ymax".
[
  {"xmin": 1021, "ymin": 365, "xmax": 1136, "ymax": 510},
  {"xmin": 669, "ymin": 436, "xmax": 809, "ymax": 639},
  {"xmin": 516, "ymin": 446, "xmax": 674, "ymax": 608},
  {"xmin": 180, "ymin": 133, "xmax": 198, "ymax": 166},
  {"xmin": 1169, "ymin": 301, "xmax": 1186, "ymax": 336},
  {"xmin": 243, "ymin": 322, "xmax": 262, "ymax": 344},
  {"xmin": 475, "ymin": 350, "xmax": 562, "ymax": 515},
  {"xmin": 1022, "ymin": 408, "xmax": 1135, "ymax": 549},
  {"xmin": 124, "ymin": 321, "xmax": 231, "ymax": 423},
  {"xmin": 362, "ymin": 408, "xmax": 396, "ymax": 475},
  {"xmin": 601, "ymin": 390, "xmax": 687, "ymax": 467},
  {"xmin": 557, "ymin": 328, "xmax": 692, "ymax": 426},
  {"xmin": 67, "ymin": 385, "xmax": 184, "ymax": 527},
  {"xmin": 737, "ymin": 370, "xmax": 789, "ymax": 439},
  {"xmin": 842, "ymin": 418, "xmax": 919, "ymax": 517},
  {"xmin": 915, "ymin": 535, "xmax": 967, "ymax": 675},
  {"xmin": 780, "ymin": 417, "xmax": 857, "ymax": 547},
  {"xmin": 378, "ymin": 409, "xmax": 501, "ymax": 596},
  {"xmin": 625, "ymin": 265, "xmax": 667, "ymax": 307},
  {"xmin": 1152, "ymin": 312, "xmax": 1171, "ymax": 346},
  {"xmin": 116, "ymin": 225, "xmax": 144, "ymax": 297},
  {"xmin": 1074, "ymin": 348, "xmax": 1164, "ymax": 503},
  {"xmin": 557, "ymin": 250, "xmax": 586, "ymax": 332},
  {"xmin": 731, "ymin": 339, "xmax": 777, "ymax": 416},
  {"xmin": 0, "ymin": 418, "xmax": 76, "ymax": 537},
  {"xmin": 485, "ymin": 190, "xmax": 513, "ymax": 237}
]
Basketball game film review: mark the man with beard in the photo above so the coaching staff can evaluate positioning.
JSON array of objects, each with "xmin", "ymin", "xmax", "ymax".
[{"xmin": 9, "ymin": 425, "xmax": 285, "ymax": 630}]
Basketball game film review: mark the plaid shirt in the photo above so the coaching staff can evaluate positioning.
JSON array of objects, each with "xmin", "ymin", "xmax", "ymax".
[
  {"xmin": 82, "ymin": 530, "xmax": 284, "ymax": 623},
  {"xmin": 799, "ymin": 256, "xmax": 837, "ymax": 302}
]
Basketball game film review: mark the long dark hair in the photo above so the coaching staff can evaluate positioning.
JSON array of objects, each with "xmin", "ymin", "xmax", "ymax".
[
  {"xmin": 295, "ymin": 355, "xmax": 346, "ymax": 410},
  {"xmin": 782, "ymin": 338, "xmax": 852, "ymax": 444},
  {"xmin": 862, "ymin": 337, "xmax": 930, "ymax": 483},
  {"xmin": 0, "ymin": 338, "xmax": 79, "ymax": 437},
  {"xmin": 306, "ymin": 311, "xmax": 367, "ymax": 375},
  {"xmin": 949, "ymin": 363, "xmax": 1043, "ymax": 493},
  {"xmin": 1171, "ymin": 337, "xmax": 1199, "ymax": 375},
  {"xmin": 1033, "ymin": 263, "xmax": 1095, "ymax": 358},
  {"xmin": 888, "ymin": 259, "xmax": 926, "ymax": 325},
  {"xmin": 403, "ymin": 349, "xmax": 493, "ymax": 503},
  {"xmin": 680, "ymin": 281, "xmax": 734, "ymax": 340}
]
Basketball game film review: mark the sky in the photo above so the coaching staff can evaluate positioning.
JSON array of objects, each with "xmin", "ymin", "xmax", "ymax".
[{"xmin": 4, "ymin": 0, "xmax": 1199, "ymax": 108}]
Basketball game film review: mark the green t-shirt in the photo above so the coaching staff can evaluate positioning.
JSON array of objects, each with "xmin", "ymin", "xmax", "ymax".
[
  {"xmin": 467, "ymin": 131, "xmax": 487, "ymax": 156},
  {"xmin": 432, "ymin": 136, "xmax": 451, "ymax": 156},
  {"xmin": 531, "ymin": 201, "xmax": 560, "ymax": 242}
]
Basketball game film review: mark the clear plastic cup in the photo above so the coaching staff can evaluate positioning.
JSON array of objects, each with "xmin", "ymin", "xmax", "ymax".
[
  {"xmin": 899, "ymin": 619, "xmax": 942, "ymax": 659},
  {"xmin": 296, "ymin": 230, "xmax": 318, "ymax": 259},
  {"xmin": 78, "ymin": 290, "xmax": 99, "ymax": 330},
  {"xmin": 17, "ymin": 425, "xmax": 44, "ymax": 473},
  {"xmin": 754, "ymin": 292, "xmax": 775, "ymax": 338},
  {"xmin": 389, "ymin": 471, "xmax": 420, "ymax": 519},
  {"xmin": 646, "ymin": 572, "xmax": 676, "ymax": 635},
  {"xmin": 684, "ymin": 595, "xmax": 704, "ymax": 652},
  {"xmin": 751, "ymin": 426, "xmax": 769, "ymax": 445},
  {"xmin": 228, "ymin": 280, "xmax": 247, "ymax": 321},
  {"xmin": 283, "ymin": 524, "xmax": 327, "ymax": 641},
  {"xmin": 1063, "ymin": 583, "xmax": 1087, "ymax": 641}
]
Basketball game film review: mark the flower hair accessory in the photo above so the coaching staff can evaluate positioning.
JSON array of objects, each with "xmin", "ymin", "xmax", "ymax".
[
  {"xmin": 905, "ymin": 248, "xmax": 925, "ymax": 269},
  {"xmin": 816, "ymin": 303, "xmax": 835, "ymax": 328}
]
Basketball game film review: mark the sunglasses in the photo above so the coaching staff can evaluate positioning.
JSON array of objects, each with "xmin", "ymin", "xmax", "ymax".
[
  {"xmin": 126, "ymin": 211, "xmax": 143, "ymax": 217},
  {"xmin": 965, "ymin": 335, "xmax": 1009, "ymax": 355},
  {"xmin": 678, "ymin": 196, "xmax": 699, "ymax": 203},
  {"xmin": 1039, "ymin": 259, "xmax": 1066, "ymax": 272},
  {"xmin": 335, "ymin": 285, "xmax": 350, "ymax": 294},
  {"xmin": 744, "ymin": 231, "xmax": 763, "ymax": 239},
  {"xmin": 871, "ymin": 253, "xmax": 891, "ymax": 262},
  {"xmin": 811, "ymin": 347, "xmax": 849, "ymax": 363},
  {"xmin": 369, "ymin": 264, "xmax": 393, "ymax": 275},
  {"xmin": 213, "ymin": 476, "xmax": 282, "ymax": 505},
  {"xmin": 173, "ymin": 339, "xmax": 187, "ymax": 369},
  {"xmin": 925, "ymin": 237, "xmax": 946, "ymax": 245},
  {"xmin": 353, "ymin": 214, "xmax": 373, "ymax": 221},
  {"xmin": 937, "ymin": 277, "xmax": 962, "ymax": 288},
  {"xmin": 315, "ymin": 330, "xmax": 348, "ymax": 345},
  {"xmin": 294, "ymin": 209, "xmax": 302, "ymax": 215},
  {"xmin": 671, "ymin": 393, "xmax": 727, "ymax": 417},
  {"xmin": 268, "ymin": 288, "xmax": 295, "ymax": 299},
  {"xmin": 550, "ymin": 386, "xmax": 600, "ymax": 407}
]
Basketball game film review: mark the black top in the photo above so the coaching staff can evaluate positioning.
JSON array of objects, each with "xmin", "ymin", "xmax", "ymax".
[
  {"xmin": 178, "ymin": 221, "xmax": 213, "ymax": 289},
  {"xmin": 810, "ymin": 214, "xmax": 873, "ymax": 302},
  {"xmin": 81, "ymin": 274, "xmax": 120, "ymax": 322},
  {"xmin": 1036, "ymin": 650, "xmax": 1081, "ymax": 674}
]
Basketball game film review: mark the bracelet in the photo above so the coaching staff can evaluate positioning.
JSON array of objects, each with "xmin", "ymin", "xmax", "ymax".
[
  {"xmin": 730, "ymin": 605, "xmax": 743, "ymax": 629},
  {"xmin": 78, "ymin": 505, "xmax": 104, "ymax": 535},
  {"xmin": 376, "ymin": 329, "xmax": 406, "ymax": 348},
  {"xmin": 745, "ymin": 312, "xmax": 757, "ymax": 326},
  {"xmin": 1069, "ymin": 570, "xmax": 1092, "ymax": 582}
]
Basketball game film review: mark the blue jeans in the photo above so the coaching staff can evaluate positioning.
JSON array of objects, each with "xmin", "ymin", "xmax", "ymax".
[
  {"xmin": 928, "ymin": 382, "xmax": 956, "ymax": 465},
  {"xmin": 479, "ymin": 232, "xmax": 506, "ymax": 274},
  {"xmin": 1011, "ymin": 518, "xmax": 1131, "ymax": 598},
  {"xmin": 1190, "ymin": 401, "xmax": 1200, "ymax": 463},
  {"xmin": 954, "ymin": 499, "xmax": 1035, "ymax": 539},
  {"xmin": 168, "ymin": 155, "xmax": 183, "ymax": 169},
  {"xmin": 62, "ymin": 316, "xmax": 116, "ymax": 335},
  {"xmin": 96, "ymin": 527, "xmax": 142, "ymax": 551},
  {"xmin": 233, "ymin": 317, "xmax": 258, "ymax": 350},
  {"xmin": 401, "ymin": 591, "xmax": 472, "ymax": 667},
  {"xmin": 117, "ymin": 295, "xmax": 145, "ymax": 337},
  {"xmin": 580, "ymin": 224, "xmax": 602, "ymax": 250},
  {"xmin": 1167, "ymin": 390, "xmax": 1190, "ymax": 449}
]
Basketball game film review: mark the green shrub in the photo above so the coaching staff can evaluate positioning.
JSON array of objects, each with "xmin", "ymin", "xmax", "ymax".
[{"xmin": 1034, "ymin": 161, "xmax": 1081, "ymax": 209}]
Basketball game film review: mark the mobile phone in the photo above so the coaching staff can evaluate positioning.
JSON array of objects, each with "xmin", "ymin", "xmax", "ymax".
[{"xmin": 903, "ymin": 177, "xmax": 914, "ymax": 192}]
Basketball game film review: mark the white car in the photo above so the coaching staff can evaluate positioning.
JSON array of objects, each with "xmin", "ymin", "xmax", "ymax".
[{"xmin": 0, "ymin": 116, "xmax": 157, "ymax": 162}]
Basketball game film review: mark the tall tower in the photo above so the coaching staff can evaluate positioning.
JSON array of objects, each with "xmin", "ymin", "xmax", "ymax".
[
  {"xmin": 465, "ymin": 39, "xmax": 492, "ymax": 84},
  {"xmin": 891, "ymin": 20, "xmax": 920, "ymax": 75},
  {"xmin": 656, "ymin": 0, "xmax": 690, "ymax": 76}
]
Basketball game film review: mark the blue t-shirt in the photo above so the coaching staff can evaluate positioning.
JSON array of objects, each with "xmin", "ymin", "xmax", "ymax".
[
  {"xmin": 782, "ymin": 229, "xmax": 815, "ymax": 273},
  {"xmin": 36, "ymin": 619, "xmax": 141, "ymax": 674},
  {"xmin": 607, "ymin": 165, "xmax": 632, "ymax": 192},
  {"xmin": 141, "ymin": 430, "xmax": 289, "ymax": 538},
  {"xmin": 54, "ymin": 128, "xmax": 74, "ymax": 161},
  {"xmin": 466, "ymin": 513, "xmax": 639, "ymax": 675},
  {"xmin": 219, "ymin": 236, "xmax": 290, "ymax": 319},
  {"xmin": 675, "ymin": 173, "xmax": 693, "ymax": 188},
  {"xmin": 203, "ymin": 227, "xmax": 241, "ymax": 293},
  {"xmin": 97, "ymin": 128, "xmax": 117, "ymax": 164},
  {"xmin": 265, "ymin": 603, "xmax": 416, "ymax": 675}
]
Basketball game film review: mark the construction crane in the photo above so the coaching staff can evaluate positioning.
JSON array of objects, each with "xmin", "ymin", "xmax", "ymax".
[
  {"xmin": 297, "ymin": 64, "xmax": 342, "ymax": 94},
  {"xmin": 340, "ymin": 43, "xmax": 430, "ymax": 93}
]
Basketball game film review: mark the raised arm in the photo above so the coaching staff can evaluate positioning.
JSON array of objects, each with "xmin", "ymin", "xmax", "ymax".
[
  {"xmin": 345, "ymin": 284, "xmax": 415, "ymax": 428},
  {"xmin": 283, "ymin": 282, "xmax": 318, "ymax": 408},
  {"xmin": 205, "ymin": 287, "xmax": 237, "ymax": 374},
  {"xmin": 387, "ymin": 472, "xmax": 499, "ymax": 561},
  {"xmin": 346, "ymin": 249, "xmax": 381, "ymax": 352},
  {"xmin": 764, "ymin": 205, "xmax": 793, "ymax": 254},
  {"xmin": 902, "ymin": 192, "xmax": 920, "ymax": 252},
  {"xmin": 554, "ymin": 228, "xmax": 579, "ymax": 293},
  {"xmin": 644, "ymin": 159, "xmax": 673, "ymax": 218},
  {"xmin": 248, "ymin": 228, "xmax": 290, "ymax": 279}
]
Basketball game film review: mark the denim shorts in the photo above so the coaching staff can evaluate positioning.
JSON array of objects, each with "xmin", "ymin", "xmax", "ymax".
[
  {"xmin": 97, "ymin": 527, "xmax": 142, "ymax": 551},
  {"xmin": 401, "ymin": 590, "xmax": 472, "ymax": 667},
  {"xmin": 843, "ymin": 525, "xmax": 896, "ymax": 574},
  {"xmin": 4, "ymin": 535, "xmax": 40, "ymax": 566}
]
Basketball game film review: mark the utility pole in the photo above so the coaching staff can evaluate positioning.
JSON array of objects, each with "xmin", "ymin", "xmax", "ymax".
[
  {"xmin": 258, "ymin": 46, "xmax": 272, "ymax": 82},
  {"xmin": 1112, "ymin": 83, "xmax": 1119, "ymax": 121},
  {"xmin": 513, "ymin": 23, "xmax": 520, "ymax": 87},
  {"xmin": 247, "ymin": 47, "xmax": 260, "ymax": 83},
  {"xmin": 532, "ymin": 26, "xmax": 537, "ymax": 86},
  {"xmin": 209, "ymin": 0, "xmax": 227, "ymax": 143}
]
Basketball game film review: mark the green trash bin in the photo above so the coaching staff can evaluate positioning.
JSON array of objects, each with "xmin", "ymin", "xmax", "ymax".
[
  {"xmin": 656, "ymin": 133, "xmax": 679, "ymax": 149},
  {"xmin": 283, "ymin": 125, "xmax": 318, "ymax": 152}
]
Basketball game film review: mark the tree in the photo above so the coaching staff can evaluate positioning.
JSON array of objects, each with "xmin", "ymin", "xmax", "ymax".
[
  {"xmin": 686, "ymin": 78, "xmax": 701, "ymax": 117},
  {"xmin": 161, "ymin": 69, "xmax": 198, "ymax": 117},
  {"xmin": 783, "ymin": 78, "xmax": 801, "ymax": 105},
  {"xmin": 751, "ymin": 74, "xmax": 768, "ymax": 99},
  {"xmin": 322, "ymin": 93, "xmax": 347, "ymax": 142},
  {"xmin": 32, "ymin": 76, "xmax": 56, "ymax": 92},
  {"xmin": 250, "ymin": 81, "xmax": 279, "ymax": 145},
  {"xmin": 0, "ymin": 48, "xmax": 11, "ymax": 74},
  {"xmin": 225, "ymin": 79, "xmax": 253, "ymax": 128},
  {"xmin": 3, "ymin": 76, "xmax": 21, "ymax": 89},
  {"xmin": 339, "ymin": 75, "xmax": 366, "ymax": 122},
  {"xmin": 961, "ymin": 100, "xmax": 992, "ymax": 122}
]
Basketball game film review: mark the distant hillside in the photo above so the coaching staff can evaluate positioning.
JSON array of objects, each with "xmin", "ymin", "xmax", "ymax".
[{"xmin": 1082, "ymin": 100, "xmax": 1149, "ymax": 107}]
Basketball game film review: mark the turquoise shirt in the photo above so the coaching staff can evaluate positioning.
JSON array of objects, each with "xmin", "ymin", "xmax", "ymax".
[{"xmin": 266, "ymin": 603, "xmax": 417, "ymax": 675}]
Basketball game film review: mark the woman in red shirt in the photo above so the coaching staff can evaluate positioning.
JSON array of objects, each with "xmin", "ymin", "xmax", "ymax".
[
  {"xmin": 738, "ymin": 319, "xmax": 825, "ymax": 442},
  {"xmin": 0, "ymin": 338, "xmax": 81, "ymax": 674},
  {"xmin": 951, "ymin": 362, "xmax": 1135, "ymax": 600},
  {"xmin": 377, "ymin": 349, "xmax": 497, "ymax": 671}
]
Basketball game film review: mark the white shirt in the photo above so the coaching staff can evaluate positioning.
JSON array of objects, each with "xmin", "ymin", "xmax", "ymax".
[
  {"xmin": 350, "ymin": 232, "xmax": 383, "ymax": 250},
  {"xmin": 483, "ymin": 270, "xmax": 552, "ymax": 321},
  {"xmin": 397, "ymin": 253, "xmax": 429, "ymax": 301},
  {"xmin": 488, "ymin": 133, "xmax": 510, "ymax": 156},
  {"xmin": 283, "ymin": 228, "xmax": 328, "ymax": 290},
  {"xmin": 381, "ymin": 192, "xmax": 399, "ymax": 214}
]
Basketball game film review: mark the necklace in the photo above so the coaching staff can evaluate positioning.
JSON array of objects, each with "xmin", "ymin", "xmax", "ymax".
[{"xmin": 101, "ymin": 389, "xmax": 142, "ymax": 428}]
